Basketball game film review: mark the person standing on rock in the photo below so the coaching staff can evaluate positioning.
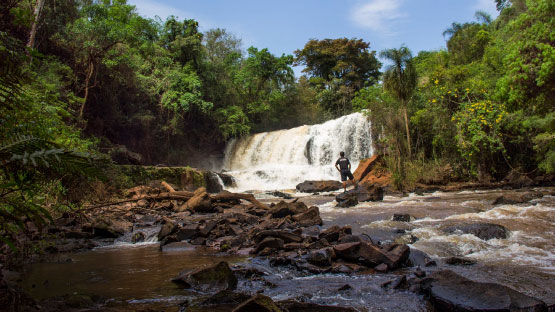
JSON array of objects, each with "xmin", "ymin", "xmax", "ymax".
[{"xmin": 335, "ymin": 151, "xmax": 357, "ymax": 193}]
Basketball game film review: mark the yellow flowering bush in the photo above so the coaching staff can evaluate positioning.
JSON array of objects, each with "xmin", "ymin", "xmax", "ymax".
[{"xmin": 452, "ymin": 99, "xmax": 507, "ymax": 165}]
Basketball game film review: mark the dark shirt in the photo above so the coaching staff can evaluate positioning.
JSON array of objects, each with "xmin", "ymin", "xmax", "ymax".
[{"xmin": 335, "ymin": 157, "xmax": 350, "ymax": 170}]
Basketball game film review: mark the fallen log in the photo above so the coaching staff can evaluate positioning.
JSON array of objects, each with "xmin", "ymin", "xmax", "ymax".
[
  {"xmin": 81, "ymin": 192, "xmax": 193, "ymax": 211},
  {"xmin": 161, "ymin": 181, "xmax": 176, "ymax": 193},
  {"xmin": 212, "ymin": 191, "xmax": 269, "ymax": 210}
]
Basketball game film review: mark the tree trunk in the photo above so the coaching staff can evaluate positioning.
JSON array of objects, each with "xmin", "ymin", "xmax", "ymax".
[
  {"xmin": 402, "ymin": 103, "xmax": 411, "ymax": 158},
  {"xmin": 27, "ymin": 0, "xmax": 45, "ymax": 50},
  {"xmin": 79, "ymin": 59, "xmax": 94, "ymax": 118}
]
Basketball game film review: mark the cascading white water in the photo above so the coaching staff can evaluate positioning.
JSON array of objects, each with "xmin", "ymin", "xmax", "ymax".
[{"xmin": 222, "ymin": 112, "xmax": 373, "ymax": 191}]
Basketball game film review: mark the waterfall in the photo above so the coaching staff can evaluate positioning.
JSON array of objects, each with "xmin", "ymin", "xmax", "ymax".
[{"xmin": 222, "ymin": 112, "xmax": 373, "ymax": 192}]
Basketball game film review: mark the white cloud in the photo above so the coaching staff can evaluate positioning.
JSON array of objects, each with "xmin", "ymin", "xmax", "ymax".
[
  {"xmin": 350, "ymin": 0, "xmax": 406, "ymax": 35},
  {"xmin": 473, "ymin": 0, "xmax": 499, "ymax": 17}
]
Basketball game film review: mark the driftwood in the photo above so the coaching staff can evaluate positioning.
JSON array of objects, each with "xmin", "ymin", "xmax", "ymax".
[
  {"xmin": 82, "ymin": 190, "xmax": 268, "ymax": 211},
  {"xmin": 212, "ymin": 191, "xmax": 269, "ymax": 210},
  {"xmin": 161, "ymin": 181, "xmax": 176, "ymax": 193}
]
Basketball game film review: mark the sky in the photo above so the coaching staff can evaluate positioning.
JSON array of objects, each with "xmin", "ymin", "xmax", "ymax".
[{"xmin": 128, "ymin": 0, "xmax": 499, "ymax": 76}]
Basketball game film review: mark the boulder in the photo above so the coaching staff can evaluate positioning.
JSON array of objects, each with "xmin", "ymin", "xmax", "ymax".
[
  {"xmin": 157, "ymin": 217, "xmax": 177, "ymax": 240},
  {"xmin": 319, "ymin": 226, "xmax": 351, "ymax": 243},
  {"xmin": 91, "ymin": 219, "xmax": 132, "ymax": 238},
  {"xmin": 382, "ymin": 244, "xmax": 410, "ymax": 269},
  {"xmin": 335, "ymin": 184, "xmax": 383, "ymax": 207},
  {"xmin": 445, "ymin": 257, "xmax": 477, "ymax": 266},
  {"xmin": 442, "ymin": 223, "xmax": 509, "ymax": 240},
  {"xmin": 172, "ymin": 261, "xmax": 237, "ymax": 292},
  {"xmin": 218, "ymin": 173, "xmax": 237, "ymax": 188},
  {"xmin": 253, "ymin": 230, "xmax": 303, "ymax": 244},
  {"xmin": 232, "ymin": 294, "xmax": 281, "ymax": 312},
  {"xmin": 492, "ymin": 192, "xmax": 543, "ymax": 205},
  {"xmin": 205, "ymin": 172, "xmax": 224, "ymax": 193},
  {"xmin": 292, "ymin": 206, "xmax": 323, "ymax": 227},
  {"xmin": 268, "ymin": 201, "xmax": 308, "ymax": 218},
  {"xmin": 131, "ymin": 232, "xmax": 145, "ymax": 243},
  {"xmin": 296, "ymin": 180, "xmax": 342, "ymax": 193},
  {"xmin": 253, "ymin": 237, "xmax": 284, "ymax": 254},
  {"xmin": 420, "ymin": 270, "xmax": 547, "ymax": 312},
  {"xmin": 353, "ymin": 154, "xmax": 380, "ymax": 182},
  {"xmin": 503, "ymin": 170, "xmax": 535, "ymax": 188},
  {"xmin": 307, "ymin": 248, "xmax": 334, "ymax": 267},
  {"xmin": 392, "ymin": 214, "xmax": 411, "ymax": 222},
  {"xmin": 336, "ymin": 193, "xmax": 358, "ymax": 207},
  {"xmin": 184, "ymin": 187, "xmax": 213, "ymax": 213},
  {"xmin": 175, "ymin": 224, "xmax": 199, "ymax": 240}
]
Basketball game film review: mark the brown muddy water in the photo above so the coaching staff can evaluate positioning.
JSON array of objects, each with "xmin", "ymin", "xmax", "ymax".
[{"xmin": 21, "ymin": 187, "xmax": 555, "ymax": 311}]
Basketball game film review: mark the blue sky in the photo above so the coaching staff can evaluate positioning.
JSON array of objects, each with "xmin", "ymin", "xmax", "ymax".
[{"xmin": 128, "ymin": 0, "xmax": 499, "ymax": 76}]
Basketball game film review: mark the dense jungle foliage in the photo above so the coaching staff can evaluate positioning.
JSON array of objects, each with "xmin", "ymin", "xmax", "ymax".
[{"xmin": 0, "ymin": 0, "xmax": 553, "ymax": 250}]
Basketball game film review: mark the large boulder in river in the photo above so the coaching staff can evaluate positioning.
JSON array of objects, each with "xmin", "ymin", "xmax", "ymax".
[
  {"xmin": 172, "ymin": 261, "xmax": 237, "ymax": 292},
  {"xmin": 353, "ymin": 154, "xmax": 380, "ymax": 181},
  {"xmin": 420, "ymin": 270, "xmax": 547, "ymax": 312},
  {"xmin": 268, "ymin": 201, "xmax": 308, "ymax": 218},
  {"xmin": 296, "ymin": 180, "xmax": 342, "ymax": 193},
  {"xmin": 442, "ymin": 223, "xmax": 509, "ymax": 240},
  {"xmin": 335, "ymin": 184, "xmax": 383, "ymax": 207},
  {"xmin": 292, "ymin": 206, "xmax": 323, "ymax": 226}
]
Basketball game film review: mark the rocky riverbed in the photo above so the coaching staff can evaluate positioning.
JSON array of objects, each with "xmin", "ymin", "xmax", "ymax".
[{"xmin": 4, "ymin": 180, "xmax": 552, "ymax": 311}]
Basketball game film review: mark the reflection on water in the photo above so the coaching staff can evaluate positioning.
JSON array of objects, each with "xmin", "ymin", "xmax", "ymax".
[{"xmin": 22, "ymin": 245, "xmax": 244, "ymax": 305}]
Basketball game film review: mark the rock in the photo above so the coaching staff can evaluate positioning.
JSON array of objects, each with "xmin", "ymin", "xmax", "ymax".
[
  {"xmin": 157, "ymin": 217, "xmax": 177, "ymax": 240},
  {"xmin": 253, "ymin": 230, "xmax": 303, "ymax": 244},
  {"xmin": 253, "ymin": 237, "xmax": 284, "ymax": 254},
  {"xmin": 267, "ymin": 191, "xmax": 293, "ymax": 199},
  {"xmin": 296, "ymin": 180, "xmax": 342, "ymax": 193},
  {"xmin": 335, "ymin": 193, "xmax": 358, "ymax": 207},
  {"xmin": 442, "ymin": 223, "xmax": 509, "ymax": 240},
  {"xmin": 420, "ymin": 270, "xmax": 547, "ymax": 312},
  {"xmin": 131, "ymin": 232, "xmax": 145, "ymax": 243},
  {"xmin": 503, "ymin": 170, "xmax": 535, "ymax": 188},
  {"xmin": 91, "ymin": 219, "xmax": 132, "ymax": 238},
  {"xmin": 338, "ymin": 284, "xmax": 352, "ymax": 291},
  {"xmin": 492, "ymin": 192, "xmax": 543, "ymax": 205},
  {"xmin": 445, "ymin": 257, "xmax": 477, "ymax": 266},
  {"xmin": 232, "ymin": 294, "xmax": 281, "ymax": 312},
  {"xmin": 205, "ymin": 172, "xmax": 224, "ymax": 193},
  {"xmin": 375, "ymin": 263, "xmax": 388, "ymax": 272},
  {"xmin": 356, "ymin": 242, "xmax": 391, "ymax": 267},
  {"xmin": 184, "ymin": 187, "xmax": 213, "ymax": 213},
  {"xmin": 268, "ymin": 201, "xmax": 308, "ymax": 218},
  {"xmin": 383, "ymin": 244, "xmax": 410, "ymax": 269},
  {"xmin": 278, "ymin": 300, "xmax": 358, "ymax": 311},
  {"xmin": 191, "ymin": 237, "xmax": 206, "ymax": 245},
  {"xmin": 407, "ymin": 248, "xmax": 434, "ymax": 267},
  {"xmin": 307, "ymin": 248, "xmax": 334, "ymax": 267},
  {"xmin": 335, "ymin": 184, "xmax": 383, "ymax": 207},
  {"xmin": 333, "ymin": 242, "xmax": 361, "ymax": 261},
  {"xmin": 172, "ymin": 261, "xmax": 237, "ymax": 292},
  {"xmin": 175, "ymin": 224, "xmax": 199, "ymax": 240},
  {"xmin": 392, "ymin": 214, "xmax": 411, "ymax": 222},
  {"xmin": 353, "ymin": 154, "xmax": 380, "ymax": 182},
  {"xmin": 292, "ymin": 206, "xmax": 323, "ymax": 227},
  {"xmin": 199, "ymin": 220, "xmax": 218, "ymax": 237},
  {"xmin": 319, "ymin": 226, "xmax": 351, "ymax": 243},
  {"xmin": 337, "ymin": 234, "xmax": 362, "ymax": 244},
  {"xmin": 218, "ymin": 173, "xmax": 237, "ymax": 188}
]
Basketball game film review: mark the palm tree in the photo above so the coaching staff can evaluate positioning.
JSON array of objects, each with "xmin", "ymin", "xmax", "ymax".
[
  {"xmin": 474, "ymin": 10, "xmax": 492, "ymax": 25},
  {"xmin": 442, "ymin": 22, "xmax": 463, "ymax": 39},
  {"xmin": 379, "ymin": 46, "xmax": 417, "ymax": 158}
]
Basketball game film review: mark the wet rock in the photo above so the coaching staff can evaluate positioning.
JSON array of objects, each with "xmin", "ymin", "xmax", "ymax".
[
  {"xmin": 218, "ymin": 173, "xmax": 237, "ymax": 188},
  {"xmin": 336, "ymin": 193, "xmax": 359, "ymax": 207},
  {"xmin": 131, "ymin": 232, "xmax": 145, "ymax": 243},
  {"xmin": 253, "ymin": 230, "xmax": 303, "ymax": 244},
  {"xmin": 414, "ymin": 267, "xmax": 426, "ymax": 278},
  {"xmin": 445, "ymin": 257, "xmax": 477, "ymax": 266},
  {"xmin": 374, "ymin": 263, "xmax": 388, "ymax": 272},
  {"xmin": 191, "ymin": 237, "xmax": 206, "ymax": 245},
  {"xmin": 503, "ymin": 170, "xmax": 535, "ymax": 188},
  {"xmin": 175, "ymin": 224, "xmax": 199, "ymax": 240},
  {"xmin": 383, "ymin": 244, "xmax": 411, "ymax": 269},
  {"xmin": 267, "ymin": 191, "xmax": 293, "ymax": 199},
  {"xmin": 292, "ymin": 206, "xmax": 323, "ymax": 227},
  {"xmin": 157, "ymin": 217, "xmax": 177, "ymax": 240},
  {"xmin": 278, "ymin": 300, "xmax": 358, "ymax": 311},
  {"xmin": 307, "ymin": 248, "xmax": 334, "ymax": 267},
  {"xmin": 232, "ymin": 294, "xmax": 281, "ymax": 312},
  {"xmin": 91, "ymin": 219, "xmax": 132, "ymax": 238},
  {"xmin": 172, "ymin": 261, "xmax": 237, "ymax": 292},
  {"xmin": 338, "ymin": 284, "xmax": 352, "ymax": 291},
  {"xmin": 183, "ymin": 187, "xmax": 213, "ymax": 213},
  {"xmin": 443, "ymin": 223, "xmax": 509, "ymax": 240},
  {"xmin": 407, "ymin": 248, "xmax": 434, "ymax": 267},
  {"xmin": 294, "ymin": 259, "xmax": 332, "ymax": 274},
  {"xmin": 319, "ymin": 225, "xmax": 351, "ymax": 243},
  {"xmin": 356, "ymin": 242, "xmax": 391, "ymax": 267},
  {"xmin": 268, "ymin": 201, "xmax": 308, "ymax": 218},
  {"xmin": 392, "ymin": 214, "xmax": 411, "ymax": 222},
  {"xmin": 492, "ymin": 192, "xmax": 543, "ymax": 205},
  {"xmin": 420, "ymin": 270, "xmax": 547, "ymax": 312},
  {"xmin": 64, "ymin": 231, "xmax": 94, "ymax": 239},
  {"xmin": 253, "ymin": 237, "xmax": 284, "ymax": 254},
  {"xmin": 205, "ymin": 172, "xmax": 224, "ymax": 193},
  {"xmin": 337, "ymin": 234, "xmax": 362, "ymax": 244},
  {"xmin": 296, "ymin": 180, "xmax": 342, "ymax": 193},
  {"xmin": 199, "ymin": 220, "xmax": 218, "ymax": 237},
  {"xmin": 356, "ymin": 184, "xmax": 384, "ymax": 202},
  {"xmin": 333, "ymin": 242, "xmax": 361, "ymax": 261}
]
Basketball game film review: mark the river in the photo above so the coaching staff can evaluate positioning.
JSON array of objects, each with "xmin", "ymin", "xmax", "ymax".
[{"xmin": 21, "ymin": 187, "xmax": 555, "ymax": 311}]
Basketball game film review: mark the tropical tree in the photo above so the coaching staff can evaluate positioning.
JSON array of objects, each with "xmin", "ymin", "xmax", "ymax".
[{"xmin": 380, "ymin": 46, "xmax": 417, "ymax": 157}]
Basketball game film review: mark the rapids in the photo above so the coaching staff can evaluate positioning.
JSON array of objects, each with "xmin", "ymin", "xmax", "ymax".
[{"xmin": 222, "ymin": 112, "xmax": 373, "ymax": 191}]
